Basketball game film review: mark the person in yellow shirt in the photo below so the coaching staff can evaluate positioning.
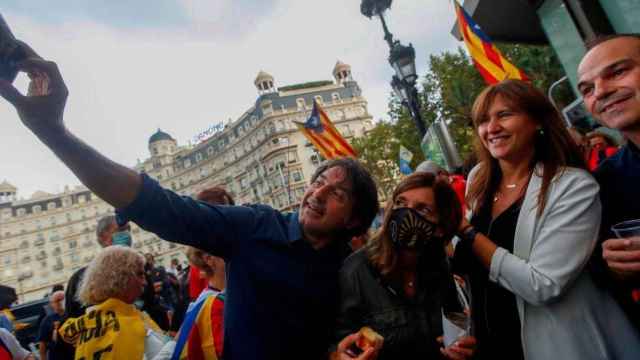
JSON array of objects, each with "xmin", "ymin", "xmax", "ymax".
[{"xmin": 60, "ymin": 246, "xmax": 172, "ymax": 360}]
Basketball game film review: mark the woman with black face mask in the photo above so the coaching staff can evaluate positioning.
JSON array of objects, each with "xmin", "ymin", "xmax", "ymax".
[{"xmin": 331, "ymin": 172, "xmax": 476, "ymax": 360}]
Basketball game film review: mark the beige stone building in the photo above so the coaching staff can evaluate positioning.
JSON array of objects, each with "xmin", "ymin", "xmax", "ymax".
[{"xmin": 0, "ymin": 62, "xmax": 374, "ymax": 301}]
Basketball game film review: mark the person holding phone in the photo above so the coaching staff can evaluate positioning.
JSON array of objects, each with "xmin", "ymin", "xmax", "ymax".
[{"xmin": 0, "ymin": 35, "xmax": 380, "ymax": 359}]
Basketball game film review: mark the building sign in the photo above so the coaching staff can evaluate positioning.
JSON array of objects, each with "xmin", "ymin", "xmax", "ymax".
[{"xmin": 193, "ymin": 122, "xmax": 224, "ymax": 144}]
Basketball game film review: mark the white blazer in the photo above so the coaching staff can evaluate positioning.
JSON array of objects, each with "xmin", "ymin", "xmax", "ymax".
[{"xmin": 467, "ymin": 164, "xmax": 640, "ymax": 360}]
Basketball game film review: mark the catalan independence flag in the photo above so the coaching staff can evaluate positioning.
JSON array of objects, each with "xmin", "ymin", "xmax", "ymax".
[
  {"xmin": 296, "ymin": 101, "xmax": 357, "ymax": 159},
  {"xmin": 455, "ymin": 1, "xmax": 528, "ymax": 84}
]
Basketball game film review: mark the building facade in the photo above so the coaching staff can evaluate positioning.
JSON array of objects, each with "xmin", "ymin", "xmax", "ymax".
[{"xmin": 0, "ymin": 62, "xmax": 374, "ymax": 301}]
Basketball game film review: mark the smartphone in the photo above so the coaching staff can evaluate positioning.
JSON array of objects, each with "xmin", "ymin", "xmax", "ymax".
[{"xmin": 0, "ymin": 13, "xmax": 26, "ymax": 82}]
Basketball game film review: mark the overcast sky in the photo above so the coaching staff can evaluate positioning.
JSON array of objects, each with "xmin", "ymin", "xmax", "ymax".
[{"xmin": 1, "ymin": 0, "xmax": 459, "ymax": 198}]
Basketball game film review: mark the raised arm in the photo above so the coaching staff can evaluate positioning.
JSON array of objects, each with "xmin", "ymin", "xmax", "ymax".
[{"xmin": 0, "ymin": 45, "xmax": 140, "ymax": 208}]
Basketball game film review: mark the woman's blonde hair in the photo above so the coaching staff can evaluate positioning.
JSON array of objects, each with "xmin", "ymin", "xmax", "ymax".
[{"xmin": 78, "ymin": 246, "xmax": 144, "ymax": 305}]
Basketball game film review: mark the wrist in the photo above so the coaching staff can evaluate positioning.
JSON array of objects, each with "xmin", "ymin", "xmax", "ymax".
[{"xmin": 458, "ymin": 225, "xmax": 479, "ymax": 246}]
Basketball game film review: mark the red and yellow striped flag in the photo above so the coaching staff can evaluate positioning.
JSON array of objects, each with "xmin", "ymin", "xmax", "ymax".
[
  {"xmin": 455, "ymin": 1, "xmax": 529, "ymax": 84},
  {"xmin": 295, "ymin": 101, "xmax": 357, "ymax": 159}
]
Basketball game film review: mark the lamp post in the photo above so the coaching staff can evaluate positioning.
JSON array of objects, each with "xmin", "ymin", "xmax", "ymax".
[{"xmin": 361, "ymin": 0, "xmax": 427, "ymax": 138}]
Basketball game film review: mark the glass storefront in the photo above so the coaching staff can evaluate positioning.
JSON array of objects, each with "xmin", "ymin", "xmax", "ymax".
[{"xmin": 599, "ymin": 0, "xmax": 640, "ymax": 33}]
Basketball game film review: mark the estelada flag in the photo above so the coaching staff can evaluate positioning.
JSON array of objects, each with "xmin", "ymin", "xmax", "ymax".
[
  {"xmin": 295, "ymin": 101, "xmax": 357, "ymax": 159},
  {"xmin": 454, "ymin": 1, "xmax": 529, "ymax": 84}
]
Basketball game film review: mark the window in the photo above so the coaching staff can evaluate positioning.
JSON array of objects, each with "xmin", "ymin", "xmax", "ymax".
[
  {"xmin": 195, "ymin": 153, "xmax": 203, "ymax": 162},
  {"xmin": 33, "ymin": 205, "xmax": 42, "ymax": 214},
  {"xmin": 17, "ymin": 208, "xmax": 26, "ymax": 216},
  {"xmin": 310, "ymin": 153, "xmax": 321, "ymax": 166},
  {"xmin": 296, "ymin": 98, "xmax": 306, "ymax": 110},
  {"xmin": 288, "ymin": 151, "xmax": 298, "ymax": 163},
  {"xmin": 69, "ymin": 239, "xmax": 77, "ymax": 249},
  {"xmin": 292, "ymin": 170, "xmax": 303, "ymax": 182},
  {"xmin": 47, "ymin": 202, "xmax": 56, "ymax": 210}
]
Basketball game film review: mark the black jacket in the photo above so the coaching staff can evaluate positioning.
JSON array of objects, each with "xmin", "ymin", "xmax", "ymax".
[{"xmin": 334, "ymin": 249, "xmax": 453, "ymax": 359}]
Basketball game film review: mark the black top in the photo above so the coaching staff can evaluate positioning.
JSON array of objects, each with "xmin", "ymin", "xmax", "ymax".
[
  {"xmin": 37, "ymin": 312, "xmax": 75, "ymax": 360},
  {"xmin": 335, "ymin": 250, "xmax": 452, "ymax": 359},
  {"xmin": 593, "ymin": 141, "xmax": 640, "ymax": 329},
  {"xmin": 453, "ymin": 199, "xmax": 524, "ymax": 360},
  {"xmin": 64, "ymin": 267, "xmax": 87, "ymax": 319}
]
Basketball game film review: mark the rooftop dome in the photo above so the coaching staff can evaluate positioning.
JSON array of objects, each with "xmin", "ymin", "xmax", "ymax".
[
  {"xmin": 0, "ymin": 180, "xmax": 16, "ymax": 193},
  {"xmin": 332, "ymin": 60, "xmax": 351, "ymax": 76},
  {"xmin": 149, "ymin": 128, "xmax": 175, "ymax": 144},
  {"xmin": 254, "ymin": 70, "xmax": 274, "ymax": 85}
]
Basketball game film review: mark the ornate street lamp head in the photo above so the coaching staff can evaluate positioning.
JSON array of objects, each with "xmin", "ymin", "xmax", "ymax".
[
  {"xmin": 391, "ymin": 75, "xmax": 409, "ymax": 103},
  {"xmin": 389, "ymin": 42, "xmax": 417, "ymax": 85},
  {"xmin": 360, "ymin": 0, "xmax": 393, "ymax": 18}
]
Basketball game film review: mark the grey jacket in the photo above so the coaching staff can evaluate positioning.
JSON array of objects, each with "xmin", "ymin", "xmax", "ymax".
[{"xmin": 468, "ymin": 164, "xmax": 640, "ymax": 359}]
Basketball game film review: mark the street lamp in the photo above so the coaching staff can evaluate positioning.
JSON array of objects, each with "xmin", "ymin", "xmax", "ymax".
[
  {"xmin": 361, "ymin": 0, "xmax": 427, "ymax": 138},
  {"xmin": 389, "ymin": 42, "xmax": 417, "ymax": 85}
]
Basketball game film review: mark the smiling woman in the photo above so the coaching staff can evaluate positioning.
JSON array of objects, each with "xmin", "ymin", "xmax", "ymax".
[{"xmin": 453, "ymin": 79, "xmax": 640, "ymax": 360}]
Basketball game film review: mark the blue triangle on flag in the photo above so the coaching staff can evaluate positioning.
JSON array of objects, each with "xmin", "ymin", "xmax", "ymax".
[{"xmin": 304, "ymin": 102, "xmax": 324, "ymax": 133}]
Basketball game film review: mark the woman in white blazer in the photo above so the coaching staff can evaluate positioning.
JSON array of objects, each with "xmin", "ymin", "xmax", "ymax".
[{"xmin": 452, "ymin": 79, "xmax": 640, "ymax": 360}]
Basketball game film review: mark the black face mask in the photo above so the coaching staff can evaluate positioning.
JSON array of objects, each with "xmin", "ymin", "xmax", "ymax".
[{"xmin": 387, "ymin": 207, "xmax": 442, "ymax": 252}]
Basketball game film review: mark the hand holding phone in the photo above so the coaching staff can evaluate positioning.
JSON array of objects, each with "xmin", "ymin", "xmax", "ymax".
[{"xmin": 0, "ymin": 13, "xmax": 27, "ymax": 82}]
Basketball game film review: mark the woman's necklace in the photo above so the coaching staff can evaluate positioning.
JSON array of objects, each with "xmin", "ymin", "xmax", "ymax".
[{"xmin": 493, "ymin": 173, "xmax": 531, "ymax": 202}]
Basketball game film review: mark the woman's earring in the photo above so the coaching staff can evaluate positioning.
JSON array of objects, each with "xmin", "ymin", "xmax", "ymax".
[{"xmin": 538, "ymin": 128, "xmax": 544, "ymax": 136}]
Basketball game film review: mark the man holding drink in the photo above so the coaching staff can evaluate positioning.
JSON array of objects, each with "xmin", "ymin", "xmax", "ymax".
[{"xmin": 578, "ymin": 33, "xmax": 640, "ymax": 327}]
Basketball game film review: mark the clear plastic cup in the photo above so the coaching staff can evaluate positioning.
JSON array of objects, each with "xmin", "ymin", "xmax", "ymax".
[{"xmin": 611, "ymin": 219, "xmax": 640, "ymax": 238}]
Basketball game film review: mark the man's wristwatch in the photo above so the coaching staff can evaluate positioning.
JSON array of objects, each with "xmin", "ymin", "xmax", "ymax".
[{"xmin": 458, "ymin": 225, "xmax": 479, "ymax": 246}]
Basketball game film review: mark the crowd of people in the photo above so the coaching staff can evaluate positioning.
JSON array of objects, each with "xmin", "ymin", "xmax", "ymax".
[{"xmin": 1, "ymin": 33, "xmax": 640, "ymax": 359}]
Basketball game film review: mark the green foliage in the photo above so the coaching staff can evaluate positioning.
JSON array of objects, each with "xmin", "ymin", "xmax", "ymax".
[
  {"xmin": 354, "ymin": 43, "xmax": 570, "ymax": 193},
  {"xmin": 351, "ymin": 119, "xmax": 402, "ymax": 199}
]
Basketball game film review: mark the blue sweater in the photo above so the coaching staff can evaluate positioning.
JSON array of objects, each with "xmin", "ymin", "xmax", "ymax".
[{"xmin": 117, "ymin": 175, "xmax": 351, "ymax": 360}]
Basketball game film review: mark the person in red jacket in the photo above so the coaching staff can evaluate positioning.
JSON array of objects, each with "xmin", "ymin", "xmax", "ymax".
[{"xmin": 586, "ymin": 131, "xmax": 619, "ymax": 171}]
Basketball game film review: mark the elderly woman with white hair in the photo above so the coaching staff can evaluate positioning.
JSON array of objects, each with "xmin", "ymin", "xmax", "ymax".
[{"xmin": 60, "ymin": 246, "xmax": 174, "ymax": 360}]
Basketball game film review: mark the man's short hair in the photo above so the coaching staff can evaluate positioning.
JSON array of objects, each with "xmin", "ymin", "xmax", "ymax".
[
  {"xmin": 96, "ymin": 215, "xmax": 116, "ymax": 239},
  {"xmin": 197, "ymin": 186, "xmax": 235, "ymax": 205},
  {"xmin": 310, "ymin": 157, "xmax": 378, "ymax": 238},
  {"xmin": 585, "ymin": 33, "xmax": 640, "ymax": 51}
]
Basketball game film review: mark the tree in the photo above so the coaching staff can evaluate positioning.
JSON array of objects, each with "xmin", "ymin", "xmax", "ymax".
[
  {"xmin": 351, "ymin": 120, "xmax": 403, "ymax": 200},
  {"xmin": 354, "ymin": 43, "xmax": 571, "ymax": 192}
]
